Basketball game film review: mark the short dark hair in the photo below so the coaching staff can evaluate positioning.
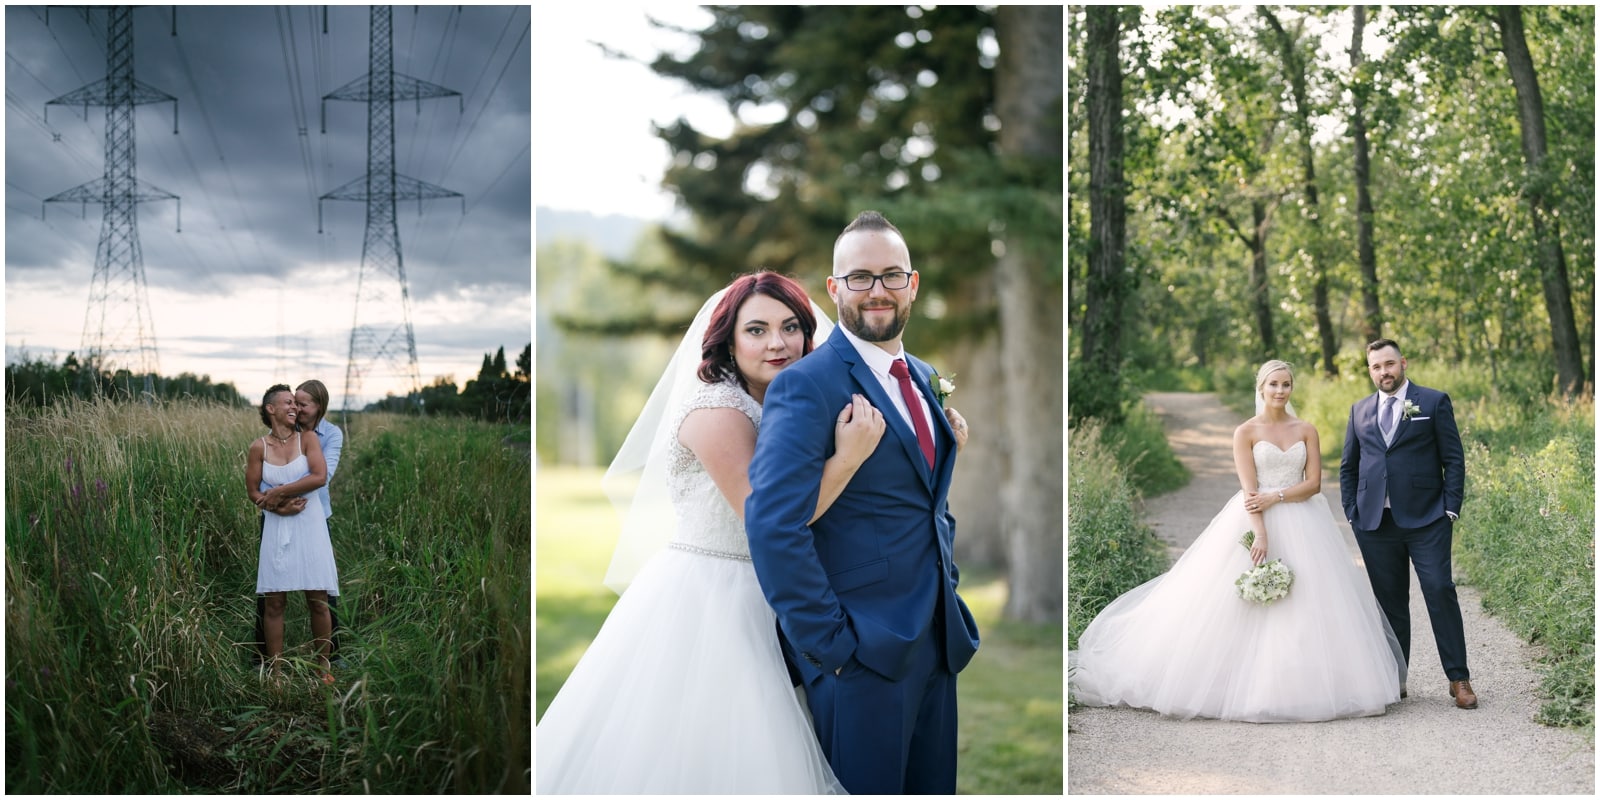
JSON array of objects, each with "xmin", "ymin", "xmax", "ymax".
[
  {"xmin": 697, "ymin": 271, "xmax": 818, "ymax": 393},
  {"xmin": 1366, "ymin": 338, "xmax": 1402, "ymax": 358},
  {"xmin": 834, "ymin": 210, "xmax": 904, "ymax": 251},
  {"xmin": 260, "ymin": 383, "xmax": 293, "ymax": 428}
]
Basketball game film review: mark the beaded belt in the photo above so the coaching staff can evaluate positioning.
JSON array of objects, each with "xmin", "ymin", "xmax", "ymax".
[{"xmin": 668, "ymin": 541, "xmax": 752, "ymax": 562}]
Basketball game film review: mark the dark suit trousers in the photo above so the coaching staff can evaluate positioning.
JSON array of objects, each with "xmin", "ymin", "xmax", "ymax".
[
  {"xmin": 251, "ymin": 514, "xmax": 342, "ymax": 663},
  {"xmin": 802, "ymin": 614, "xmax": 956, "ymax": 794},
  {"xmin": 1353, "ymin": 509, "xmax": 1469, "ymax": 681}
]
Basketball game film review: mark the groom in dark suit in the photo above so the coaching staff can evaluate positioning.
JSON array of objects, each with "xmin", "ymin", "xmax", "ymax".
[
  {"xmin": 1340, "ymin": 338, "xmax": 1475, "ymax": 709},
  {"xmin": 746, "ymin": 211, "xmax": 980, "ymax": 794}
]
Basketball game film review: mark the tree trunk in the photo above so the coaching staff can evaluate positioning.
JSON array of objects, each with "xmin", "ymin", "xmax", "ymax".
[
  {"xmin": 1083, "ymin": 5, "xmax": 1127, "ymax": 412},
  {"xmin": 1494, "ymin": 6, "xmax": 1586, "ymax": 397},
  {"xmin": 1250, "ymin": 200, "xmax": 1275, "ymax": 358},
  {"xmin": 946, "ymin": 291, "xmax": 1007, "ymax": 568},
  {"xmin": 1349, "ymin": 5, "xmax": 1384, "ymax": 345},
  {"xmin": 995, "ymin": 5, "xmax": 1063, "ymax": 624},
  {"xmin": 1260, "ymin": 8, "xmax": 1337, "ymax": 376}
]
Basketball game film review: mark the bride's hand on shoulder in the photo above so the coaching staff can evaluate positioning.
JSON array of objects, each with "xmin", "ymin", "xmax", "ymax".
[
  {"xmin": 834, "ymin": 394, "xmax": 885, "ymax": 469},
  {"xmin": 944, "ymin": 407, "xmax": 969, "ymax": 453}
]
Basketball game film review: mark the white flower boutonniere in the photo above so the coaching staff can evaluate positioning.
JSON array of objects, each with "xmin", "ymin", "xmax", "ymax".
[
  {"xmin": 1401, "ymin": 399, "xmax": 1422, "ymax": 420},
  {"xmin": 933, "ymin": 370, "xmax": 956, "ymax": 407}
]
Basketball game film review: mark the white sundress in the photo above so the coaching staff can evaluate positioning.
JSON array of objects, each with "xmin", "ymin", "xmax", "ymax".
[{"xmin": 255, "ymin": 432, "xmax": 340, "ymax": 595}]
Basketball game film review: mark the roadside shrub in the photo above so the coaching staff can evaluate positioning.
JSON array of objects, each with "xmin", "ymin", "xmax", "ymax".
[
  {"xmin": 1100, "ymin": 398, "xmax": 1190, "ymax": 498},
  {"xmin": 1456, "ymin": 432, "xmax": 1594, "ymax": 732},
  {"xmin": 1067, "ymin": 420, "xmax": 1167, "ymax": 651}
]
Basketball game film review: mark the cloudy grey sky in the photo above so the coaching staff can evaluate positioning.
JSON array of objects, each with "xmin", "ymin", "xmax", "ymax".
[{"xmin": 5, "ymin": 5, "xmax": 529, "ymax": 408}]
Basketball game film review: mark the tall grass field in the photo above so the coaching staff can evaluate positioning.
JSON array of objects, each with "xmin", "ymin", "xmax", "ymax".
[
  {"xmin": 536, "ymin": 465, "xmax": 1062, "ymax": 794},
  {"xmin": 5, "ymin": 399, "xmax": 530, "ymax": 792}
]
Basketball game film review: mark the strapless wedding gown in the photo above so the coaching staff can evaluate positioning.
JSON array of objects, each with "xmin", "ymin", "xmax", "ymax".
[
  {"xmin": 536, "ymin": 379, "xmax": 844, "ymax": 793},
  {"xmin": 1071, "ymin": 441, "xmax": 1405, "ymax": 722}
]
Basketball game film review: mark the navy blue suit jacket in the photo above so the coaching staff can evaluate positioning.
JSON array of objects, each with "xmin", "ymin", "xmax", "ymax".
[
  {"xmin": 1339, "ymin": 382, "xmax": 1465, "ymax": 532},
  {"xmin": 746, "ymin": 329, "xmax": 979, "ymax": 686}
]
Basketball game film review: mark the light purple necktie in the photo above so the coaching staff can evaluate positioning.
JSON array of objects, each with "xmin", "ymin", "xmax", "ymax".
[{"xmin": 1380, "ymin": 395, "xmax": 1398, "ymax": 438}]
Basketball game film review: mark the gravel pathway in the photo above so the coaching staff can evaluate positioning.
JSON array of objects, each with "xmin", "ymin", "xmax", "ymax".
[{"xmin": 1068, "ymin": 392, "xmax": 1594, "ymax": 795}]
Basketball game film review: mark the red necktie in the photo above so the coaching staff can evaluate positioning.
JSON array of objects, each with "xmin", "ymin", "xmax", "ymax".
[{"xmin": 889, "ymin": 358, "xmax": 935, "ymax": 469}]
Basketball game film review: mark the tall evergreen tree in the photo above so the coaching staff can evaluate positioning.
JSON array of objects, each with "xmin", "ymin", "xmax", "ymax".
[{"xmin": 590, "ymin": 6, "xmax": 1065, "ymax": 608}]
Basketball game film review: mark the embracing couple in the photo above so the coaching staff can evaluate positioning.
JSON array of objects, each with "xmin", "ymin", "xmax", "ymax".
[
  {"xmin": 246, "ymin": 379, "xmax": 345, "ymax": 682},
  {"xmin": 1072, "ymin": 339, "xmax": 1476, "ymax": 721},
  {"xmin": 537, "ymin": 212, "xmax": 981, "ymax": 794}
]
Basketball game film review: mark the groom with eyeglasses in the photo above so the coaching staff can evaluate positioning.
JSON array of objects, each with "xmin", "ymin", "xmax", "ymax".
[{"xmin": 746, "ymin": 210, "xmax": 980, "ymax": 794}]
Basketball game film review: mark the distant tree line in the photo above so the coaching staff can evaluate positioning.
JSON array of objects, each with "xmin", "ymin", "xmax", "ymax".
[
  {"xmin": 4, "ymin": 351, "xmax": 246, "ymax": 407},
  {"xmin": 365, "ymin": 344, "xmax": 530, "ymax": 424}
]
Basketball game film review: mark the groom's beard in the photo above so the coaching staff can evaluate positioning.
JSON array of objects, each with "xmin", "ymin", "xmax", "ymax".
[{"xmin": 840, "ymin": 299, "xmax": 910, "ymax": 342}]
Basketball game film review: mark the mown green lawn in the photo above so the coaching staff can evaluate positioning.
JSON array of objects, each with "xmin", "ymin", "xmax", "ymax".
[{"xmin": 535, "ymin": 465, "xmax": 1062, "ymax": 794}]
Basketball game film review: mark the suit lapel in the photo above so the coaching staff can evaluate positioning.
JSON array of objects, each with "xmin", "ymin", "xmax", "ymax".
[
  {"xmin": 911, "ymin": 358, "xmax": 956, "ymax": 492},
  {"xmin": 830, "ymin": 334, "xmax": 936, "ymax": 490},
  {"xmin": 1389, "ymin": 384, "xmax": 1420, "ymax": 449},
  {"xmin": 1361, "ymin": 392, "xmax": 1389, "ymax": 451}
]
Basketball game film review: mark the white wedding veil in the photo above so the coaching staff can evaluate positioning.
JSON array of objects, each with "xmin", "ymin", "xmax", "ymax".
[{"xmin": 599, "ymin": 285, "xmax": 835, "ymax": 594}]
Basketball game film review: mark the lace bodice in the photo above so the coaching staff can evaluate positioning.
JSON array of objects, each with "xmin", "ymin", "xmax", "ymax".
[
  {"xmin": 665, "ymin": 379, "xmax": 762, "ymax": 559},
  {"xmin": 1253, "ymin": 440, "xmax": 1307, "ymax": 492}
]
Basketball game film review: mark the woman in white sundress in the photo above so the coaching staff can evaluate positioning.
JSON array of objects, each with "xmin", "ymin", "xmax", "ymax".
[{"xmin": 246, "ymin": 383, "xmax": 340, "ymax": 684}]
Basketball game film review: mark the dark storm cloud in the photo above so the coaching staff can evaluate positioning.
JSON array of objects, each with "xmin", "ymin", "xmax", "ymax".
[{"xmin": 5, "ymin": 5, "xmax": 529, "ymax": 299}]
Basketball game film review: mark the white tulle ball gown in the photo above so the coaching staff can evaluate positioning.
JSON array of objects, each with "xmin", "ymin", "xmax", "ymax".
[
  {"xmin": 1071, "ymin": 440, "xmax": 1406, "ymax": 723},
  {"xmin": 536, "ymin": 380, "xmax": 844, "ymax": 794}
]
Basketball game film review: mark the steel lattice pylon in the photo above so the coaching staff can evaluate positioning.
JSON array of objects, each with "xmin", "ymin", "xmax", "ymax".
[
  {"xmin": 44, "ymin": 6, "xmax": 180, "ymax": 390},
  {"xmin": 321, "ymin": 6, "xmax": 462, "ymax": 417}
]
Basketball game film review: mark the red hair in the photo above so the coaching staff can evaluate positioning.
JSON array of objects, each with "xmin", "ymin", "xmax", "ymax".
[{"xmin": 697, "ymin": 271, "xmax": 818, "ymax": 393}]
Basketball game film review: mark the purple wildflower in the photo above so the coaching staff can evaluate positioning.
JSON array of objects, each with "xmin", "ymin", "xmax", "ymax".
[
  {"xmin": 70, "ymin": 483, "xmax": 82, "ymax": 503},
  {"xmin": 94, "ymin": 479, "xmax": 108, "ymax": 498},
  {"xmin": 65, "ymin": 455, "xmax": 73, "ymax": 473}
]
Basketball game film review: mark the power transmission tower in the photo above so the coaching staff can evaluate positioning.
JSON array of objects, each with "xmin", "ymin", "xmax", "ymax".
[
  {"xmin": 43, "ymin": 6, "xmax": 180, "ymax": 397},
  {"xmin": 320, "ymin": 5, "xmax": 462, "ymax": 421}
]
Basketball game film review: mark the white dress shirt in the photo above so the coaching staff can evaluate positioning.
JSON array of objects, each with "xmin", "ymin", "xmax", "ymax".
[{"xmin": 837, "ymin": 325, "xmax": 938, "ymax": 446}]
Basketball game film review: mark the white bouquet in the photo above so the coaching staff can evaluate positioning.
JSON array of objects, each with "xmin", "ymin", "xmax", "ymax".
[{"xmin": 1236, "ymin": 530, "xmax": 1294, "ymax": 604}]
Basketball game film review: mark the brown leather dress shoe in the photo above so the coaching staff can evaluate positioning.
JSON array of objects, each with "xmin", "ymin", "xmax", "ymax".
[{"xmin": 1449, "ymin": 679, "xmax": 1478, "ymax": 709}]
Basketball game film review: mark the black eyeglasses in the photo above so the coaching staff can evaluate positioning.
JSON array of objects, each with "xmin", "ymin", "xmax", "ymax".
[{"xmin": 833, "ymin": 271, "xmax": 913, "ymax": 291}]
